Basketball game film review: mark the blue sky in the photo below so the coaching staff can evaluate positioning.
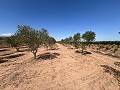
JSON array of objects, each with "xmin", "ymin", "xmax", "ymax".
[{"xmin": 0, "ymin": 0, "xmax": 120, "ymax": 41}]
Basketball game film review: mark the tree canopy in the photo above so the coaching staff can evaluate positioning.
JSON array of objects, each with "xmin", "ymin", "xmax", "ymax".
[
  {"xmin": 73, "ymin": 33, "xmax": 81, "ymax": 49},
  {"xmin": 6, "ymin": 25, "xmax": 56, "ymax": 59},
  {"xmin": 6, "ymin": 33, "xmax": 22, "ymax": 51},
  {"xmin": 82, "ymin": 31, "xmax": 96, "ymax": 42}
]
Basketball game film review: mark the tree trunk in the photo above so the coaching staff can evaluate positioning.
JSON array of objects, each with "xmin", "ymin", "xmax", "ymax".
[
  {"xmin": 31, "ymin": 49, "xmax": 37, "ymax": 59},
  {"xmin": 33, "ymin": 53, "xmax": 36, "ymax": 59},
  {"xmin": 81, "ymin": 49, "xmax": 83, "ymax": 53},
  {"xmin": 16, "ymin": 47, "xmax": 19, "ymax": 52}
]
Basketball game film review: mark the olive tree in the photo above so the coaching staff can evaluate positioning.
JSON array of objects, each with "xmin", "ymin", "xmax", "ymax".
[
  {"xmin": 46, "ymin": 36, "xmax": 56, "ymax": 50},
  {"xmin": 39, "ymin": 28, "xmax": 49, "ymax": 48},
  {"xmin": 73, "ymin": 33, "xmax": 81, "ymax": 49},
  {"xmin": 6, "ymin": 33, "xmax": 22, "ymax": 51},
  {"xmin": 81, "ymin": 31, "xmax": 96, "ymax": 53},
  {"xmin": 17, "ymin": 25, "xmax": 42, "ymax": 59},
  {"xmin": 16, "ymin": 25, "xmax": 56, "ymax": 58},
  {"xmin": 39, "ymin": 28, "xmax": 56, "ymax": 50},
  {"xmin": 82, "ymin": 31, "xmax": 96, "ymax": 42}
]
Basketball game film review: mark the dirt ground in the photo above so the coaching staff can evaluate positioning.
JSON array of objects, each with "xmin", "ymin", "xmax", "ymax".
[{"xmin": 0, "ymin": 43, "xmax": 120, "ymax": 90}]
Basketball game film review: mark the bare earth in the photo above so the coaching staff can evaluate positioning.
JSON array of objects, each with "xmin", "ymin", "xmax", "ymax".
[{"xmin": 0, "ymin": 43, "xmax": 120, "ymax": 90}]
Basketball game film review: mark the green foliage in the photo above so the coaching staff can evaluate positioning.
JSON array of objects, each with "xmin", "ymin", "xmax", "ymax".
[
  {"xmin": 6, "ymin": 34, "xmax": 22, "ymax": 51},
  {"xmin": 73, "ymin": 33, "xmax": 81, "ymax": 42},
  {"xmin": 48, "ymin": 37, "xmax": 56, "ymax": 45},
  {"xmin": 84, "ymin": 41, "xmax": 120, "ymax": 45},
  {"xmin": 39, "ymin": 28, "xmax": 49, "ymax": 45},
  {"xmin": 17, "ymin": 25, "xmax": 34, "ymax": 44},
  {"xmin": 81, "ymin": 43, "xmax": 86, "ymax": 52},
  {"xmin": 68, "ymin": 36, "xmax": 73, "ymax": 42},
  {"xmin": 0, "ymin": 36, "xmax": 8, "ymax": 41},
  {"xmin": 46, "ymin": 36, "xmax": 56, "ymax": 50},
  {"xmin": 16, "ymin": 25, "xmax": 42, "ymax": 58},
  {"xmin": 82, "ymin": 31, "xmax": 96, "ymax": 42},
  {"xmin": 16, "ymin": 25, "xmax": 56, "ymax": 59},
  {"xmin": 59, "ymin": 36, "xmax": 73, "ymax": 46},
  {"xmin": 73, "ymin": 33, "xmax": 81, "ymax": 49},
  {"xmin": 38, "ymin": 28, "xmax": 56, "ymax": 49},
  {"xmin": 60, "ymin": 31, "xmax": 96, "ymax": 53}
]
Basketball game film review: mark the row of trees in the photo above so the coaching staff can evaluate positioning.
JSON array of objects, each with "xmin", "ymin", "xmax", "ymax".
[
  {"xmin": 84, "ymin": 41, "xmax": 120, "ymax": 45},
  {"xmin": 60, "ymin": 31, "xmax": 96, "ymax": 52},
  {"xmin": 6, "ymin": 25, "xmax": 56, "ymax": 59}
]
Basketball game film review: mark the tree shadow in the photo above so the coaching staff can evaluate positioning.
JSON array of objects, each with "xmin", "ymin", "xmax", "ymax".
[
  {"xmin": 17, "ymin": 48, "xmax": 29, "ymax": 52},
  {"xmin": 49, "ymin": 48, "xmax": 59, "ymax": 50},
  {"xmin": 18, "ymin": 49, "xmax": 28, "ymax": 52},
  {"xmin": 4, "ymin": 53, "xmax": 25, "ymax": 59},
  {"xmin": 100, "ymin": 65, "xmax": 120, "ymax": 82},
  {"xmin": 0, "ymin": 49, "xmax": 9, "ymax": 52},
  {"xmin": 114, "ymin": 62, "xmax": 120, "ymax": 67},
  {"xmin": 0, "ymin": 59, "xmax": 8, "ymax": 64},
  {"xmin": 37, "ymin": 52, "xmax": 60, "ymax": 60}
]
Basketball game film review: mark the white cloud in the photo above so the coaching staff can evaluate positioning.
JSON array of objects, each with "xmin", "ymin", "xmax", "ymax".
[{"xmin": 0, "ymin": 33, "xmax": 12, "ymax": 37}]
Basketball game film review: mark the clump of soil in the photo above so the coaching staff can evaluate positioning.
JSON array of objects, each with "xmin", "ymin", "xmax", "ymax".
[
  {"xmin": 0, "ymin": 59, "xmax": 8, "ymax": 63},
  {"xmin": 52, "ymin": 52, "xmax": 60, "ymax": 56},
  {"xmin": 75, "ymin": 50, "xmax": 92, "ymax": 55},
  {"xmin": 75, "ymin": 50, "xmax": 82, "ymax": 53},
  {"xmin": 37, "ymin": 52, "xmax": 60, "ymax": 60}
]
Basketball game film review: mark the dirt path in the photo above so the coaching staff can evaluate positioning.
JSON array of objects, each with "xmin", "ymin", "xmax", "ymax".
[{"xmin": 0, "ymin": 43, "xmax": 120, "ymax": 90}]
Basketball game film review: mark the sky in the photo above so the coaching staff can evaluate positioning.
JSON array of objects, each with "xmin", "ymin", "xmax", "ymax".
[{"xmin": 0, "ymin": 0, "xmax": 120, "ymax": 41}]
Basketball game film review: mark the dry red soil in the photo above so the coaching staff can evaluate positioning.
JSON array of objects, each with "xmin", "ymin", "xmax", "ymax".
[{"xmin": 0, "ymin": 43, "xmax": 120, "ymax": 90}]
